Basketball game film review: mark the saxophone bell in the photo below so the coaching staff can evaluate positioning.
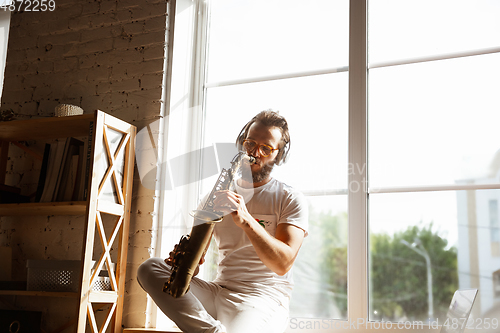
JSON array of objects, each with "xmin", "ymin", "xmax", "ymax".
[{"xmin": 189, "ymin": 209, "xmax": 223, "ymax": 224}]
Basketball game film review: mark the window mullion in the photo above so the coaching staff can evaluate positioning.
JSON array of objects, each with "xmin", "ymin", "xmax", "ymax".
[{"xmin": 348, "ymin": 0, "xmax": 368, "ymax": 324}]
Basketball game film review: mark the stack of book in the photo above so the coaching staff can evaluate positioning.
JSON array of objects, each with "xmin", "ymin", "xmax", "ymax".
[{"xmin": 36, "ymin": 136, "xmax": 92, "ymax": 203}]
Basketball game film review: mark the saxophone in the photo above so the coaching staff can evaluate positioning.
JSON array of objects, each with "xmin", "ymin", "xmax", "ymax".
[{"xmin": 163, "ymin": 152, "xmax": 255, "ymax": 298}]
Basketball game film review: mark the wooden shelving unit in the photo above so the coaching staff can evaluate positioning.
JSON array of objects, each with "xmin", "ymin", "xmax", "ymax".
[
  {"xmin": 0, "ymin": 290, "xmax": 80, "ymax": 298},
  {"xmin": 0, "ymin": 201, "xmax": 88, "ymax": 216},
  {"xmin": 0, "ymin": 110, "xmax": 136, "ymax": 333}
]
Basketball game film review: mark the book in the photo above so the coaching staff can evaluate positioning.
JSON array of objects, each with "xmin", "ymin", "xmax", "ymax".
[
  {"xmin": 82, "ymin": 121, "xmax": 94, "ymax": 201},
  {"xmin": 35, "ymin": 143, "xmax": 51, "ymax": 202},
  {"xmin": 53, "ymin": 138, "xmax": 72, "ymax": 201},
  {"xmin": 61, "ymin": 154, "xmax": 80, "ymax": 201},
  {"xmin": 71, "ymin": 144, "xmax": 84, "ymax": 201},
  {"xmin": 39, "ymin": 140, "xmax": 66, "ymax": 203},
  {"xmin": 54, "ymin": 137, "xmax": 83, "ymax": 202}
]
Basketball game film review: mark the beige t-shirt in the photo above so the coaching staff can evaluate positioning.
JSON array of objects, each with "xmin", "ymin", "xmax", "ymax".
[{"xmin": 212, "ymin": 178, "xmax": 309, "ymax": 306}]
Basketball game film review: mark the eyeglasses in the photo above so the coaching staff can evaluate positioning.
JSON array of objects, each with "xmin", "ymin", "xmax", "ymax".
[{"xmin": 242, "ymin": 139, "xmax": 279, "ymax": 157}]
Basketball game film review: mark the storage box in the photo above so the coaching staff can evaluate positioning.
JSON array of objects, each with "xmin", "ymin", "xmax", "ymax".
[
  {"xmin": 27, "ymin": 260, "xmax": 81, "ymax": 292},
  {"xmin": 91, "ymin": 261, "xmax": 114, "ymax": 291},
  {"xmin": 92, "ymin": 276, "xmax": 112, "ymax": 291}
]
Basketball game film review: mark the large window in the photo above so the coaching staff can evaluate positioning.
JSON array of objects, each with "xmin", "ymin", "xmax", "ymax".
[
  {"xmin": 156, "ymin": 0, "xmax": 500, "ymax": 331},
  {"xmin": 367, "ymin": 0, "xmax": 500, "ymax": 324},
  {"xmin": 203, "ymin": 0, "xmax": 349, "ymax": 321}
]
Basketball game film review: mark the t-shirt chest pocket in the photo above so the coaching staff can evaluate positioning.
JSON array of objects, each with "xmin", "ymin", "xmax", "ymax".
[{"xmin": 252, "ymin": 214, "xmax": 278, "ymax": 237}]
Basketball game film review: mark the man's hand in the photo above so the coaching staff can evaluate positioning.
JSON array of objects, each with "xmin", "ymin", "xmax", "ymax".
[
  {"xmin": 213, "ymin": 190, "xmax": 253, "ymax": 228},
  {"xmin": 164, "ymin": 244, "xmax": 205, "ymax": 276}
]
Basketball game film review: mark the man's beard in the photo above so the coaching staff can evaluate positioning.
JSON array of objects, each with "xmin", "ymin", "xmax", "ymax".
[{"xmin": 241, "ymin": 161, "xmax": 274, "ymax": 184}]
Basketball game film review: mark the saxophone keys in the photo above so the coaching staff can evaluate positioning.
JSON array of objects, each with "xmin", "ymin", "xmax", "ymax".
[{"xmin": 173, "ymin": 252, "xmax": 184, "ymax": 265}]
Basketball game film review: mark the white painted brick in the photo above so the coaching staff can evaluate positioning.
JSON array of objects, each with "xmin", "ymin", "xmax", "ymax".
[
  {"xmin": 67, "ymin": 15, "xmax": 92, "ymax": 31},
  {"xmin": 81, "ymin": 1, "xmax": 101, "ymax": 15},
  {"xmin": 106, "ymin": 48, "xmax": 145, "ymax": 66},
  {"xmin": 52, "ymin": 0, "xmax": 79, "ymax": 6},
  {"xmin": 86, "ymin": 67, "xmax": 111, "ymax": 82},
  {"xmin": 15, "ymin": 61, "xmax": 38, "ymax": 75},
  {"xmin": 32, "ymin": 84, "xmax": 53, "ymax": 100},
  {"xmin": 110, "ymin": 92, "xmax": 129, "ymax": 106},
  {"xmin": 3, "ymin": 73, "xmax": 24, "ymax": 87},
  {"xmin": 18, "ymin": 101, "xmax": 39, "ymax": 116},
  {"xmin": 24, "ymin": 47, "xmax": 39, "ymax": 63},
  {"xmin": 128, "ymin": 88, "xmax": 162, "ymax": 103},
  {"xmin": 97, "ymin": 1, "xmax": 117, "ymax": 15},
  {"xmin": 116, "ymin": 0, "xmax": 141, "ymax": 11},
  {"xmin": 140, "ymin": 73, "xmax": 163, "ymax": 90},
  {"xmin": 42, "ymin": 44, "xmax": 74, "ymax": 61},
  {"xmin": 2, "ymin": 88, "xmax": 33, "ymax": 104},
  {"xmin": 130, "ymin": 4, "xmax": 167, "ymax": 21},
  {"xmin": 144, "ymin": 15, "xmax": 167, "ymax": 33},
  {"xmin": 23, "ymin": 73, "xmax": 48, "ymax": 87},
  {"xmin": 38, "ymin": 31, "xmax": 81, "ymax": 47},
  {"xmin": 4, "ymin": 48, "xmax": 26, "ymax": 65},
  {"xmin": 37, "ymin": 60, "xmax": 55, "ymax": 73},
  {"xmin": 52, "ymin": 3, "xmax": 84, "ymax": 19},
  {"xmin": 53, "ymin": 57, "xmax": 79, "ymax": 72},
  {"xmin": 78, "ymin": 52, "xmax": 102, "ymax": 69},
  {"xmin": 90, "ymin": 11, "xmax": 125, "ymax": 28},
  {"xmin": 38, "ymin": 100, "xmax": 60, "ymax": 114},
  {"xmin": 80, "ymin": 26, "xmax": 118, "ymax": 43},
  {"xmin": 62, "ymin": 81, "xmax": 94, "ymax": 98},
  {"xmin": 111, "ymin": 80, "xmax": 141, "ymax": 93},
  {"xmin": 65, "ymin": 38, "xmax": 115, "ymax": 57},
  {"xmin": 46, "ymin": 17, "xmax": 71, "ymax": 32},
  {"xmin": 80, "ymin": 94, "xmax": 110, "ymax": 111},
  {"xmin": 134, "ymin": 101, "xmax": 162, "ymax": 120},
  {"xmin": 126, "ymin": 30, "xmax": 167, "ymax": 49},
  {"xmin": 11, "ymin": 35, "xmax": 34, "ymax": 50},
  {"xmin": 19, "ymin": 101, "xmax": 40, "ymax": 116},
  {"xmin": 143, "ymin": 43, "xmax": 165, "ymax": 61},
  {"xmin": 95, "ymin": 82, "xmax": 112, "ymax": 95},
  {"xmin": 114, "ymin": 8, "xmax": 134, "ymax": 23},
  {"xmin": 122, "ymin": 21, "xmax": 146, "ymax": 36},
  {"xmin": 113, "ymin": 59, "xmax": 164, "ymax": 77}
]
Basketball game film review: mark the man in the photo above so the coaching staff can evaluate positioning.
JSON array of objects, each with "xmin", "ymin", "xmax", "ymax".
[{"xmin": 137, "ymin": 110, "xmax": 308, "ymax": 333}]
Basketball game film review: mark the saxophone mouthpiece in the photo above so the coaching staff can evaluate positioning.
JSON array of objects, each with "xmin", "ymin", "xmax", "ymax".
[{"xmin": 247, "ymin": 155, "xmax": 256, "ymax": 164}]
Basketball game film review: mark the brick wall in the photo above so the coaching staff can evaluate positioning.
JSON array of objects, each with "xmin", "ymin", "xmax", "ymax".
[{"xmin": 0, "ymin": 0, "xmax": 169, "ymax": 330}]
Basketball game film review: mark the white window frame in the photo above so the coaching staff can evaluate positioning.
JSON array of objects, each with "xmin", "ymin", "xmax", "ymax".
[{"xmin": 155, "ymin": 0, "xmax": 500, "ymax": 331}]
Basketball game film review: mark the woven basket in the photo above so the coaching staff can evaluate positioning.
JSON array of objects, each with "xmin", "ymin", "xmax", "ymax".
[{"xmin": 55, "ymin": 104, "xmax": 84, "ymax": 117}]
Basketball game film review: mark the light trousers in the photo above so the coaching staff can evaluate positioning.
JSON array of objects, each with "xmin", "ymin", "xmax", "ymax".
[{"xmin": 137, "ymin": 257, "xmax": 289, "ymax": 333}]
